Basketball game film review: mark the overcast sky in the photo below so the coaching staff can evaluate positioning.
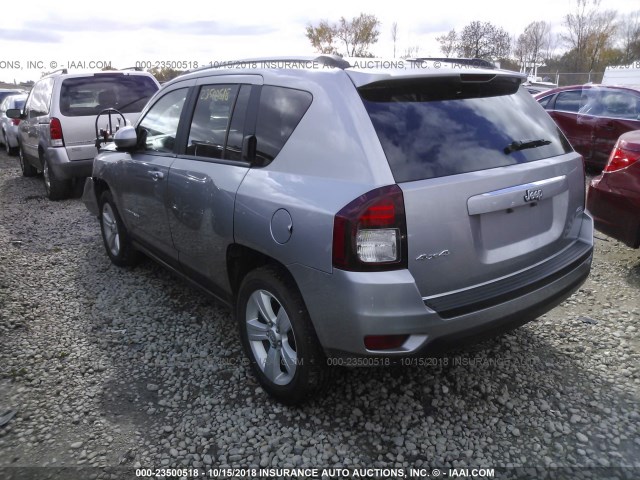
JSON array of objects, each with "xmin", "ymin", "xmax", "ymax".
[{"xmin": 0, "ymin": 0, "xmax": 633, "ymax": 83}]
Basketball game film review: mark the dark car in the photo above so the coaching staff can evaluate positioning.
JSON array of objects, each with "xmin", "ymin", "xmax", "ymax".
[
  {"xmin": 587, "ymin": 130, "xmax": 640, "ymax": 248},
  {"xmin": 535, "ymin": 85, "xmax": 640, "ymax": 170}
]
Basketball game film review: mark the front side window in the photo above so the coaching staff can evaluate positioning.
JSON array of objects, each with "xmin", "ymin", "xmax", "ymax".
[
  {"xmin": 186, "ymin": 85, "xmax": 239, "ymax": 159},
  {"xmin": 137, "ymin": 88, "xmax": 188, "ymax": 153},
  {"xmin": 600, "ymin": 91, "xmax": 639, "ymax": 119}
]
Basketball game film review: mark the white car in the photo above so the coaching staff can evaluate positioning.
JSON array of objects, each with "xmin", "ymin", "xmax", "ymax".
[{"xmin": 0, "ymin": 94, "xmax": 27, "ymax": 155}]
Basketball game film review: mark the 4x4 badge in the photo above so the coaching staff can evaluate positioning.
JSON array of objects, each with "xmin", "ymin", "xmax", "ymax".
[
  {"xmin": 416, "ymin": 250, "xmax": 450, "ymax": 261},
  {"xmin": 524, "ymin": 189, "xmax": 543, "ymax": 202}
]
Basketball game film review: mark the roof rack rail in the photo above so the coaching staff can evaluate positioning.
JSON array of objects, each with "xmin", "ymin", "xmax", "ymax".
[
  {"xmin": 44, "ymin": 68, "xmax": 68, "ymax": 77},
  {"xmin": 410, "ymin": 57, "xmax": 496, "ymax": 69},
  {"xmin": 186, "ymin": 54, "xmax": 351, "ymax": 74},
  {"xmin": 120, "ymin": 66, "xmax": 144, "ymax": 71}
]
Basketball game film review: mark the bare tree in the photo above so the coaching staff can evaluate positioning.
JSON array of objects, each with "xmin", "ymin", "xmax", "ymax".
[
  {"xmin": 515, "ymin": 21, "xmax": 552, "ymax": 71},
  {"xmin": 543, "ymin": 30, "xmax": 559, "ymax": 61},
  {"xmin": 562, "ymin": 0, "xmax": 617, "ymax": 71},
  {"xmin": 306, "ymin": 20, "xmax": 338, "ymax": 54},
  {"xmin": 335, "ymin": 14, "xmax": 381, "ymax": 57},
  {"xmin": 618, "ymin": 10, "xmax": 640, "ymax": 63},
  {"xmin": 436, "ymin": 29, "xmax": 457, "ymax": 57},
  {"xmin": 585, "ymin": 9, "xmax": 618, "ymax": 71},
  {"xmin": 456, "ymin": 21, "xmax": 511, "ymax": 60},
  {"xmin": 401, "ymin": 45, "xmax": 421, "ymax": 59},
  {"xmin": 391, "ymin": 22, "xmax": 398, "ymax": 58},
  {"xmin": 307, "ymin": 14, "xmax": 380, "ymax": 57}
]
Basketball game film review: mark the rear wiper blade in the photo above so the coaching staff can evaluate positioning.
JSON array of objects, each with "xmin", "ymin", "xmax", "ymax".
[{"xmin": 504, "ymin": 139, "xmax": 551, "ymax": 154}]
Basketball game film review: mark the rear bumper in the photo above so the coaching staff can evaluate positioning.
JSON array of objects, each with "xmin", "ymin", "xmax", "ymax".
[
  {"xmin": 587, "ymin": 175, "xmax": 640, "ymax": 248},
  {"xmin": 291, "ymin": 214, "xmax": 593, "ymax": 359},
  {"xmin": 5, "ymin": 125, "xmax": 20, "ymax": 147},
  {"xmin": 46, "ymin": 147, "xmax": 94, "ymax": 180}
]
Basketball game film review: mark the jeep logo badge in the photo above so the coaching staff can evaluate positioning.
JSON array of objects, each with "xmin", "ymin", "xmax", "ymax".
[{"xmin": 524, "ymin": 189, "xmax": 543, "ymax": 202}]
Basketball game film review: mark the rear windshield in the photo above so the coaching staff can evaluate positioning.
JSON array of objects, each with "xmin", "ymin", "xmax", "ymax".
[
  {"xmin": 360, "ymin": 75, "xmax": 572, "ymax": 182},
  {"xmin": 59, "ymin": 75, "xmax": 158, "ymax": 117}
]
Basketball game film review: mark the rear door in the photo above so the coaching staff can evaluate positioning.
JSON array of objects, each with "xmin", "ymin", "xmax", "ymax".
[
  {"xmin": 167, "ymin": 76, "xmax": 260, "ymax": 296},
  {"xmin": 592, "ymin": 88, "xmax": 640, "ymax": 166},
  {"xmin": 546, "ymin": 88, "xmax": 595, "ymax": 160},
  {"xmin": 20, "ymin": 77, "xmax": 53, "ymax": 164},
  {"xmin": 359, "ymin": 75, "xmax": 586, "ymax": 299},
  {"xmin": 57, "ymin": 73, "xmax": 159, "ymax": 161}
]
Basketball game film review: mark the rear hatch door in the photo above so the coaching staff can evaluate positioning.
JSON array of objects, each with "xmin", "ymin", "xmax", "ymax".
[{"xmin": 358, "ymin": 73, "xmax": 588, "ymax": 302}]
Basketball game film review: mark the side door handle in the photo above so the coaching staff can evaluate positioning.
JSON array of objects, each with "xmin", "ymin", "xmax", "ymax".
[{"xmin": 149, "ymin": 170, "xmax": 165, "ymax": 180}]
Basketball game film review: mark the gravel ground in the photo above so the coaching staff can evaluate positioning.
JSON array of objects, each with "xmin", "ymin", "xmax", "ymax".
[{"xmin": 0, "ymin": 149, "xmax": 639, "ymax": 480}]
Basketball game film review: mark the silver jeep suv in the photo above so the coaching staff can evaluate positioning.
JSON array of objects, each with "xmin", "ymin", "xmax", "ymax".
[
  {"xmin": 8, "ymin": 69, "xmax": 159, "ymax": 199},
  {"xmin": 83, "ymin": 56, "xmax": 593, "ymax": 404}
]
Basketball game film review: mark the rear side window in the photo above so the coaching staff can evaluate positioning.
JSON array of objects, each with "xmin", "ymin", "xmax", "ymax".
[
  {"xmin": 537, "ymin": 94, "xmax": 554, "ymax": 109},
  {"xmin": 554, "ymin": 90, "xmax": 582, "ymax": 112},
  {"xmin": 360, "ymin": 76, "xmax": 572, "ymax": 182},
  {"xmin": 255, "ymin": 86, "xmax": 312, "ymax": 163},
  {"xmin": 59, "ymin": 75, "xmax": 158, "ymax": 117}
]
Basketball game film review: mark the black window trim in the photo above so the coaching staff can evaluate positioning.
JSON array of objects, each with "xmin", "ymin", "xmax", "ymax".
[{"xmin": 174, "ymin": 83, "xmax": 259, "ymax": 167}]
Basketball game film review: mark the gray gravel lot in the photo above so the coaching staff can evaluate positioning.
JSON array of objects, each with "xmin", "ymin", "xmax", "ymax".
[{"xmin": 0, "ymin": 149, "xmax": 639, "ymax": 480}]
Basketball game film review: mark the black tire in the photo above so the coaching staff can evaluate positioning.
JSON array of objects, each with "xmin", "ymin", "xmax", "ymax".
[
  {"xmin": 18, "ymin": 144, "xmax": 37, "ymax": 177},
  {"xmin": 42, "ymin": 154, "xmax": 71, "ymax": 200},
  {"xmin": 236, "ymin": 265, "xmax": 327, "ymax": 405},
  {"xmin": 99, "ymin": 190, "xmax": 139, "ymax": 267}
]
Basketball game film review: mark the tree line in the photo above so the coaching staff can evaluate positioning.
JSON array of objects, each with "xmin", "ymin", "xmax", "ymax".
[{"xmin": 306, "ymin": 0, "xmax": 640, "ymax": 84}]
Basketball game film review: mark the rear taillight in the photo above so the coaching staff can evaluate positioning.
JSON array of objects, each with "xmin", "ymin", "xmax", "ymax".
[
  {"xmin": 11, "ymin": 118, "xmax": 20, "ymax": 126},
  {"xmin": 333, "ymin": 185, "xmax": 407, "ymax": 271},
  {"xmin": 604, "ymin": 143, "xmax": 640, "ymax": 173},
  {"xmin": 50, "ymin": 117, "xmax": 64, "ymax": 147}
]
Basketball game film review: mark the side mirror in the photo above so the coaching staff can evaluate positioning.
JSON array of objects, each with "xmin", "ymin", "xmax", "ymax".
[
  {"xmin": 114, "ymin": 126, "xmax": 137, "ymax": 150},
  {"xmin": 6, "ymin": 108, "xmax": 23, "ymax": 120}
]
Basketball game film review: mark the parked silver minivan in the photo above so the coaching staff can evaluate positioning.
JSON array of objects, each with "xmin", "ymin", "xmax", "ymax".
[
  {"xmin": 83, "ymin": 56, "xmax": 593, "ymax": 404},
  {"xmin": 8, "ymin": 69, "xmax": 159, "ymax": 199}
]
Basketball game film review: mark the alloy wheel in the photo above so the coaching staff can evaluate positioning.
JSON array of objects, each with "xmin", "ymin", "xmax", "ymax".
[
  {"xmin": 101, "ymin": 202, "xmax": 121, "ymax": 257},
  {"xmin": 245, "ymin": 289, "xmax": 298, "ymax": 386}
]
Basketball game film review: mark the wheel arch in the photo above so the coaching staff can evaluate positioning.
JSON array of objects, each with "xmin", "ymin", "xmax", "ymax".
[
  {"xmin": 92, "ymin": 178, "xmax": 112, "ymax": 216},
  {"xmin": 226, "ymin": 244, "xmax": 297, "ymax": 300}
]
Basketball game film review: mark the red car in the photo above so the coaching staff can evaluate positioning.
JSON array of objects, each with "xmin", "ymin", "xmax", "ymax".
[
  {"xmin": 535, "ymin": 85, "xmax": 640, "ymax": 170},
  {"xmin": 587, "ymin": 130, "xmax": 640, "ymax": 248}
]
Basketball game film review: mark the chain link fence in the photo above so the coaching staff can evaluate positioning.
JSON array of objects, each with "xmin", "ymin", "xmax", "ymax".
[{"xmin": 536, "ymin": 71, "xmax": 605, "ymax": 86}]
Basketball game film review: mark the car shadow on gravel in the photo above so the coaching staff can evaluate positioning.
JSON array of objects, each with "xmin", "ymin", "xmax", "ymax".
[
  {"xmin": 626, "ymin": 261, "xmax": 640, "ymax": 288},
  {"xmin": 302, "ymin": 325, "xmax": 639, "ymax": 465}
]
